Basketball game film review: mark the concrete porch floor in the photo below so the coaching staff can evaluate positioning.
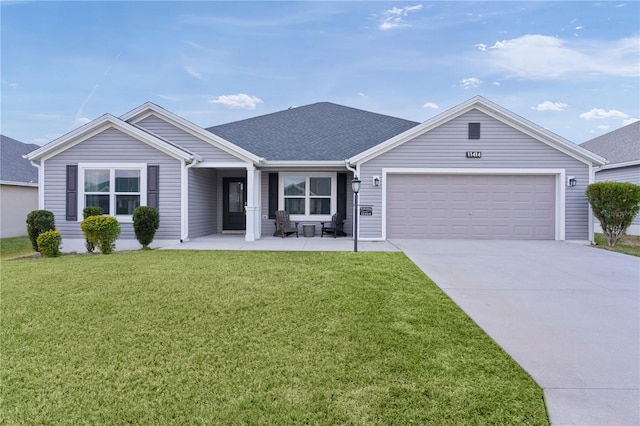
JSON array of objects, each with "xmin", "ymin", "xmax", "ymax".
[{"xmin": 161, "ymin": 234, "xmax": 400, "ymax": 252}]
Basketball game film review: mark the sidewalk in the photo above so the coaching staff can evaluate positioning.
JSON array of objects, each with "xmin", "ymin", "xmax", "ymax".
[{"xmin": 162, "ymin": 235, "xmax": 400, "ymax": 252}]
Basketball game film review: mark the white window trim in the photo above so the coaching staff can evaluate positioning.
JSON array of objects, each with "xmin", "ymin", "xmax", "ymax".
[
  {"xmin": 278, "ymin": 172, "xmax": 337, "ymax": 221},
  {"xmin": 78, "ymin": 163, "xmax": 147, "ymax": 223}
]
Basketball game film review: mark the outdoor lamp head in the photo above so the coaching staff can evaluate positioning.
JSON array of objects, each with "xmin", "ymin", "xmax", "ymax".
[{"xmin": 352, "ymin": 176, "xmax": 361, "ymax": 194}]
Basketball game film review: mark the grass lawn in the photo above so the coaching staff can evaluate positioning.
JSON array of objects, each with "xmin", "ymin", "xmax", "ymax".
[
  {"xmin": 2, "ymin": 251, "xmax": 548, "ymax": 425},
  {"xmin": 594, "ymin": 233, "xmax": 640, "ymax": 257},
  {"xmin": 0, "ymin": 236, "xmax": 36, "ymax": 261}
]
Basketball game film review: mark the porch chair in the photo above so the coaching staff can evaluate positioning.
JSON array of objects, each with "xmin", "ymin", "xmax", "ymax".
[
  {"xmin": 320, "ymin": 213, "xmax": 346, "ymax": 238},
  {"xmin": 274, "ymin": 210, "xmax": 299, "ymax": 238}
]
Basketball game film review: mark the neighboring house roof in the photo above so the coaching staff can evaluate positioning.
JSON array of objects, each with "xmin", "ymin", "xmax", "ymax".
[
  {"xmin": 1, "ymin": 134, "xmax": 39, "ymax": 185},
  {"xmin": 207, "ymin": 102, "xmax": 420, "ymax": 162},
  {"xmin": 26, "ymin": 114, "xmax": 200, "ymax": 163},
  {"xmin": 349, "ymin": 96, "xmax": 607, "ymax": 166},
  {"xmin": 580, "ymin": 121, "xmax": 640, "ymax": 169}
]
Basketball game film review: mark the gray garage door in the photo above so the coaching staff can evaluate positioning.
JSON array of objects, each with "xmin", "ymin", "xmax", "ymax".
[{"xmin": 387, "ymin": 174, "xmax": 555, "ymax": 239}]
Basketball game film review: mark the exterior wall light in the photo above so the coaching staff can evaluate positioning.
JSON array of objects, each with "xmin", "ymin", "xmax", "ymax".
[
  {"xmin": 373, "ymin": 176, "xmax": 380, "ymax": 187},
  {"xmin": 567, "ymin": 176, "xmax": 577, "ymax": 187}
]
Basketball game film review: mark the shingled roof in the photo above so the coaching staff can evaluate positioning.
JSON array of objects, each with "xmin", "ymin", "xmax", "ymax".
[
  {"xmin": 580, "ymin": 121, "xmax": 640, "ymax": 165},
  {"xmin": 207, "ymin": 102, "xmax": 419, "ymax": 161},
  {"xmin": 1, "ymin": 135, "xmax": 39, "ymax": 184}
]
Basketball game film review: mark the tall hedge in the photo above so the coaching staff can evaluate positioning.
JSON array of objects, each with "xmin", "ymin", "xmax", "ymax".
[
  {"xmin": 133, "ymin": 206, "xmax": 160, "ymax": 249},
  {"xmin": 80, "ymin": 216, "xmax": 121, "ymax": 254},
  {"xmin": 26, "ymin": 210, "xmax": 56, "ymax": 252},
  {"xmin": 585, "ymin": 181, "xmax": 640, "ymax": 246}
]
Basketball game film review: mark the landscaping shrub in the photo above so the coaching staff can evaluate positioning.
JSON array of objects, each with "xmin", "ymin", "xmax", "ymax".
[
  {"xmin": 26, "ymin": 210, "xmax": 55, "ymax": 252},
  {"xmin": 80, "ymin": 216, "xmax": 121, "ymax": 254},
  {"xmin": 36, "ymin": 230, "xmax": 62, "ymax": 258},
  {"xmin": 82, "ymin": 206, "xmax": 104, "ymax": 252},
  {"xmin": 586, "ymin": 181, "xmax": 640, "ymax": 247},
  {"xmin": 132, "ymin": 206, "xmax": 160, "ymax": 249}
]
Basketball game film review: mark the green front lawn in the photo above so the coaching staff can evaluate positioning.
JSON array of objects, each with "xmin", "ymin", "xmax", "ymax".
[
  {"xmin": 0, "ymin": 236, "xmax": 36, "ymax": 261},
  {"xmin": 2, "ymin": 251, "xmax": 548, "ymax": 424},
  {"xmin": 594, "ymin": 233, "xmax": 640, "ymax": 257}
]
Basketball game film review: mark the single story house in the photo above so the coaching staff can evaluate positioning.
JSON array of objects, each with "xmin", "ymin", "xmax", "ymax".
[
  {"xmin": 26, "ymin": 96, "xmax": 606, "ymax": 252},
  {"xmin": 581, "ymin": 121, "xmax": 640, "ymax": 235},
  {"xmin": 1, "ymin": 135, "xmax": 39, "ymax": 238}
]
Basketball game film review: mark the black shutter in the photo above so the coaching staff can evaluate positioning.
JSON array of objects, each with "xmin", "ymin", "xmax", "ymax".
[
  {"xmin": 66, "ymin": 165, "xmax": 78, "ymax": 221},
  {"xmin": 268, "ymin": 173, "xmax": 278, "ymax": 219},
  {"xmin": 337, "ymin": 172, "xmax": 347, "ymax": 220},
  {"xmin": 147, "ymin": 165, "xmax": 159, "ymax": 209},
  {"xmin": 468, "ymin": 122, "xmax": 480, "ymax": 139}
]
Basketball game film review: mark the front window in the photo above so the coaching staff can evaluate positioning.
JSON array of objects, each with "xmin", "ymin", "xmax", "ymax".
[
  {"xmin": 280, "ymin": 173, "xmax": 335, "ymax": 219},
  {"xmin": 80, "ymin": 163, "xmax": 146, "ymax": 221}
]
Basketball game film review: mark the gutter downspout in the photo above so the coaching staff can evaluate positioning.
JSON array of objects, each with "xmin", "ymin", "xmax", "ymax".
[
  {"xmin": 29, "ymin": 160, "xmax": 44, "ymax": 209},
  {"xmin": 181, "ymin": 157, "xmax": 200, "ymax": 242}
]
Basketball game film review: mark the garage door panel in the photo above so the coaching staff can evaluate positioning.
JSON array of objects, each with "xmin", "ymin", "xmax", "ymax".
[{"xmin": 387, "ymin": 174, "xmax": 555, "ymax": 239}]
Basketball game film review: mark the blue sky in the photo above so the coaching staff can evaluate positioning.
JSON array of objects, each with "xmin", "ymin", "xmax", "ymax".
[{"xmin": 1, "ymin": 1, "xmax": 638, "ymax": 146}]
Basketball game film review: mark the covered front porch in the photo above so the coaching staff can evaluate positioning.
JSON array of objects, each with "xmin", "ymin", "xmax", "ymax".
[{"xmin": 186, "ymin": 164, "xmax": 355, "ymax": 243}]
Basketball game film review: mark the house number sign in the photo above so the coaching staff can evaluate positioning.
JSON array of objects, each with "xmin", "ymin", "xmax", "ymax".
[
  {"xmin": 360, "ymin": 206, "xmax": 373, "ymax": 216},
  {"xmin": 466, "ymin": 151, "xmax": 482, "ymax": 158}
]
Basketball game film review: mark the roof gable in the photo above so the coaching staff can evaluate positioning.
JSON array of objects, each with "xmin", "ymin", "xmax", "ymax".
[
  {"xmin": 580, "ymin": 121, "xmax": 640, "ymax": 167},
  {"xmin": 26, "ymin": 114, "xmax": 198, "ymax": 163},
  {"xmin": 207, "ymin": 102, "xmax": 419, "ymax": 162},
  {"xmin": 121, "ymin": 102, "xmax": 262, "ymax": 164},
  {"xmin": 349, "ymin": 96, "xmax": 606, "ymax": 166},
  {"xmin": 1, "ymin": 135, "xmax": 39, "ymax": 184}
]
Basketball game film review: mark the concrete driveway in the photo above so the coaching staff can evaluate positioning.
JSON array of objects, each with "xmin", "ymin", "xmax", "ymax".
[{"xmin": 392, "ymin": 240, "xmax": 640, "ymax": 426}]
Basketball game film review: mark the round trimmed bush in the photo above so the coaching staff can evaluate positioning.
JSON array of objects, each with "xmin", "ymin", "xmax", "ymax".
[
  {"xmin": 586, "ymin": 181, "xmax": 640, "ymax": 246},
  {"xmin": 80, "ymin": 216, "xmax": 121, "ymax": 254},
  {"xmin": 82, "ymin": 206, "xmax": 104, "ymax": 252},
  {"xmin": 37, "ymin": 230, "xmax": 62, "ymax": 258},
  {"xmin": 133, "ymin": 206, "xmax": 160, "ymax": 249},
  {"xmin": 26, "ymin": 210, "xmax": 56, "ymax": 253}
]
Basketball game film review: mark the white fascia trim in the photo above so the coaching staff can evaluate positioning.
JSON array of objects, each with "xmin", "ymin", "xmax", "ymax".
[
  {"xmin": 596, "ymin": 160, "xmax": 640, "ymax": 171},
  {"xmin": 381, "ymin": 168, "xmax": 566, "ymax": 241},
  {"xmin": 121, "ymin": 103, "xmax": 262, "ymax": 165},
  {"xmin": 349, "ymin": 96, "xmax": 606, "ymax": 167},
  {"xmin": 263, "ymin": 160, "xmax": 347, "ymax": 168},
  {"xmin": 27, "ymin": 115, "xmax": 195, "ymax": 163},
  {"xmin": 193, "ymin": 161, "xmax": 253, "ymax": 169}
]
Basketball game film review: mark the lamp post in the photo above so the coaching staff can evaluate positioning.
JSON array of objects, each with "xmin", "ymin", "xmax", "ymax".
[{"xmin": 352, "ymin": 176, "xmax": 361, "ymax": 253}]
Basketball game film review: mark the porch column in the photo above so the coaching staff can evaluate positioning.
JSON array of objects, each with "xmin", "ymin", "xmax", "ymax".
[{"xmin": 245, "ymin": 166, "xmax": 257, "ymax": 241}]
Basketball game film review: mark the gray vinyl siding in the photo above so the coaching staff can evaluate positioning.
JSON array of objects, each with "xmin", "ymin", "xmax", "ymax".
[
  {"xmin": 189, "ymin": 168, "xmax": 217, "ymax": 238},
  {"xmin": 136, "ymin": 115, "xmax": 246, "ymax": 163},
  {"xmin": 360, "ymin": 110, "xmax": 591, "ymax": 240},
  {"xmin": 43, "ymin": 127, "xmax": 182, "ymax": 241},
  {"xmin": 259, "ymin": 170, "xmax": 354, "ymax": 237},
  {"xmin": 595, "ymin": 165, "xmax": 640, "ymax": 228}
]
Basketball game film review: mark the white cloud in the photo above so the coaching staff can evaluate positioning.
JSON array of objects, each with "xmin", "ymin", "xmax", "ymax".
[
  {"xmin": 579, "ymin": 108, "xmax": 629, "ymax": 120},
  {"xmin": 74, "ymin": 117, "xmax": 91, "ymax": 126},
  {"xmin": 481, "ymin": 34, "xmax": 639, "ymax": 79},
  {"xmin": 185, "ymin": 66, "xmax": 202, "ymax": 80},
  {"xmin": 532, "ymin": 101, "xmax": 568, "ymax": 112},
  {"xmin": 378, "ymin": 4, "xmax": 423, "ymax": 31},
  {"xmin": 623, "ymin": 118, "xmax": 640, "ymax": 126},
  {"xmin": 492, "ymin": 81, "xmax": 501, "ymax": 86},
  {"xmin": 359, "ymin": 92, "xmax": 367, "ymax": 98},
  {"xmin": 209, "ymin": 94, "xmax": 264, "ymax": 110},
  {"xmin": 474, "ymin": 43, "xmax": 487, "ymax": 52},
  {"xmin": 156, "ymin": 94, "xmax": 181, "ymax": 101},
  {"xmin": 460, "ymin": 77, "xmax": 482, "ymax": 89},
  {"xmin": 422, "ymin": 102, "xmax": 438, "ymax": 109}
]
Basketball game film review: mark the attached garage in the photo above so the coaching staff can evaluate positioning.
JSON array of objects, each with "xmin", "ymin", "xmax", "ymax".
[{"xmin": 386, "ymin": 173, "xmax": 556, "ymax": 239}]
